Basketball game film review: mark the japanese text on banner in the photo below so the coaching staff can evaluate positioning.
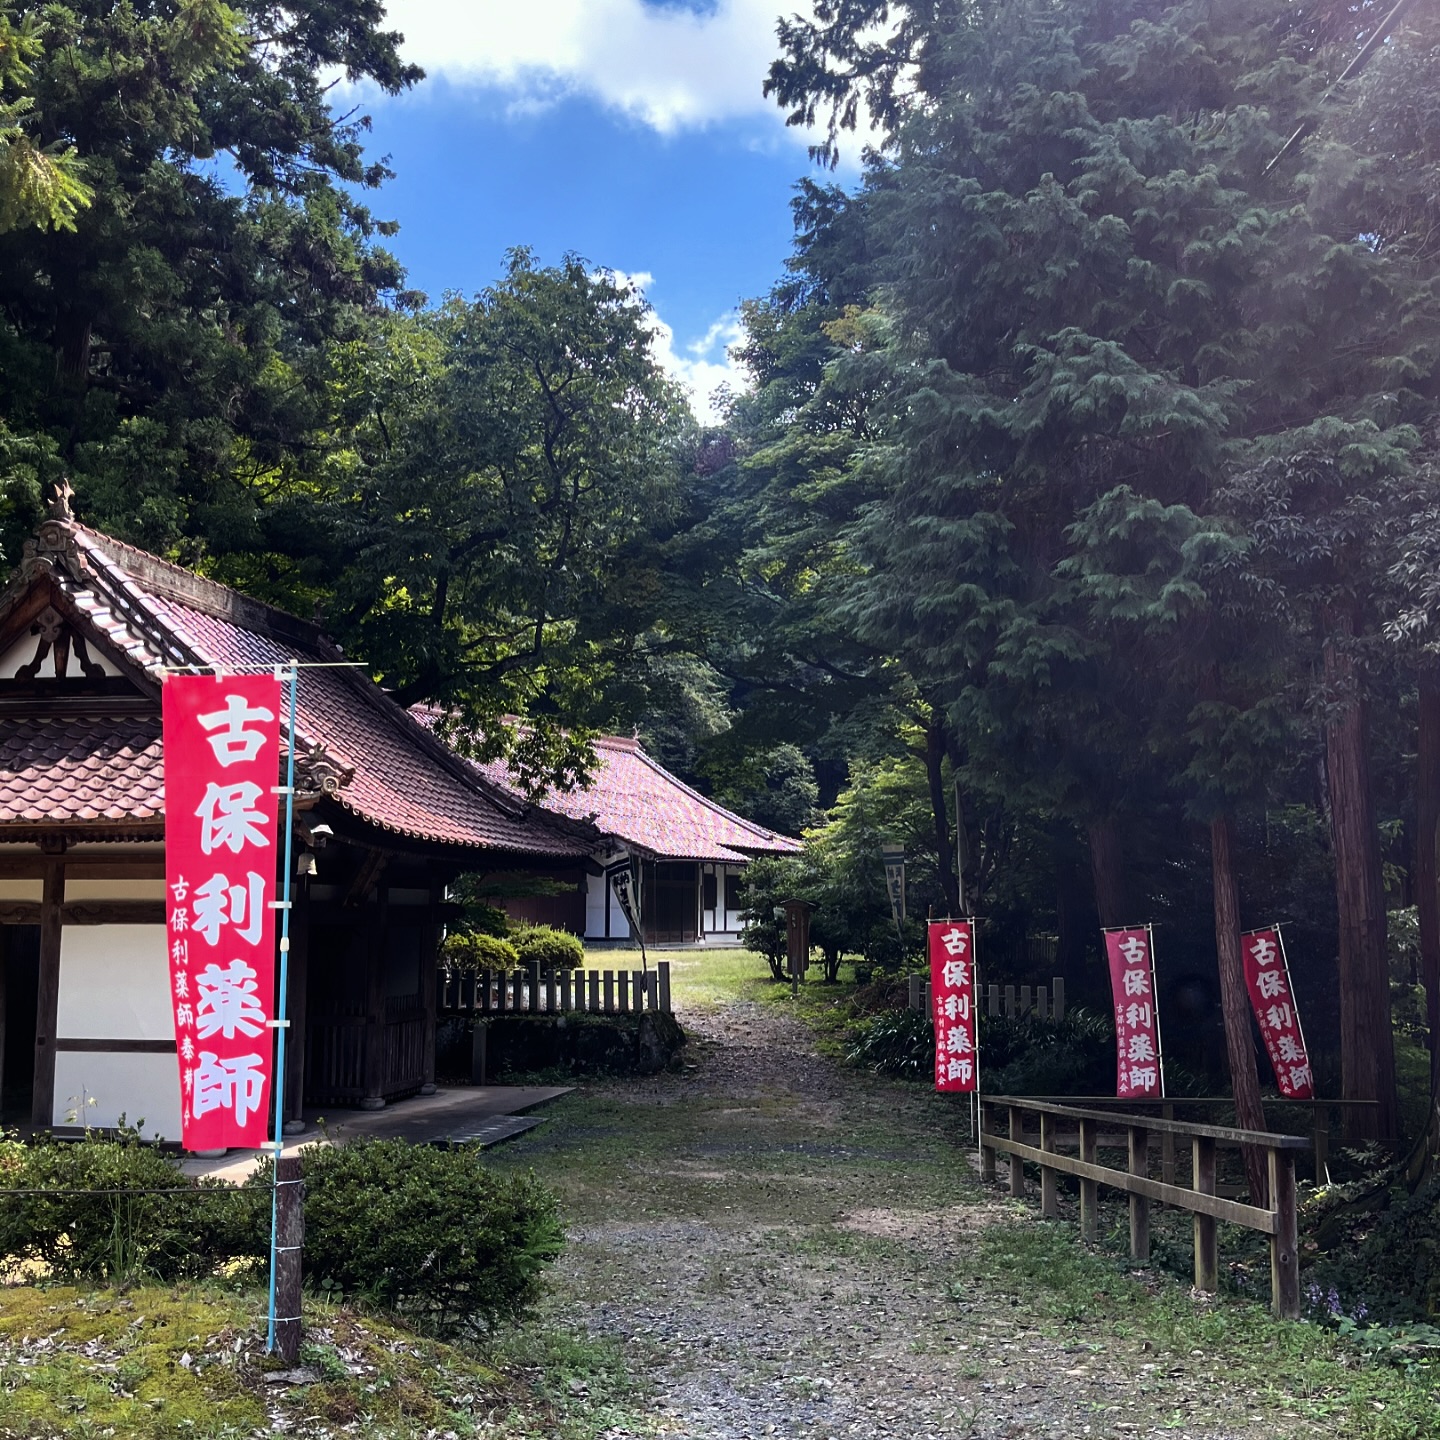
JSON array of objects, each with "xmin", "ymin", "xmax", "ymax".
[
  {"xmin": 1242, "ymin": 928, "xmax": 1314, "ymax": 1100},
  {"xmin": 930, "ymin": 920, "xmax": 977, "ymax": 1093},
  {"xmin": 163, "ymin": 674, "xmax": 281, "ymax": 1150},
  {"xmin": 1103, "ymin": 927, "xmax": 1163, "ymax": 1099}
]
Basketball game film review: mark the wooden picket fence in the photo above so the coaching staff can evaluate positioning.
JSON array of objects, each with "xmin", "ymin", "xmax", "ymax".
[
  {"xmin": 439, "ymin": 960, "xmax": 672, "ymax": 1017},
  {"xmin": 910, "ymin": 975, "xmax": 1066, "ymax": 1021}
]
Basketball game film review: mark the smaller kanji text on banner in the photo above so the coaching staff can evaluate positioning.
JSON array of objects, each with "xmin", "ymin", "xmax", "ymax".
[
  {"xmin": 1242, "ymin": 928, "xmax": 1314, "ymax": 1100},
  {"xmin": 163, "ymin": 674, "xmax": 281, "ymax": 1150},
  {"xmin": 1104, "ymin": 927, "xmax": 1162, "ymax": 1099},
  {"xmin": 930, "ymin": 920, "xmax": 977, "ymax": 1092}
]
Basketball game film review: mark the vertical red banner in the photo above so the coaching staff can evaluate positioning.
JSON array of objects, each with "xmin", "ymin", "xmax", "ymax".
[
  {"xmin": 930, "ymin": 919, "xmax": 978, "ymax": 1092},
  {"xmin": 1242, "ymin": 927, "xmax": 1314, "ymax": 1099},
  {"xmin": 163, "ymin": 673, "xmax": 281, "ymax": 1150},
  {"xmin": 1104, "ymin": 926, "xmax": 1163, "ymax": 1099}
]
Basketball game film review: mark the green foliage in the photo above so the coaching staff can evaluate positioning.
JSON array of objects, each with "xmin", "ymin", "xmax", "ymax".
[
  {"xmin": 510, "ymin": 923, "xmax": 586, "ymax": 971},
  {"xmin": 978, "ymin": 1010, "xmax": 1119, "ymax": 1096},
  {"xmin": 275, "ymin": 1140, "xmax": 563, "ymax": 1339},
  {"xmin": 845, "ymin": 1008, "xmax": 934, "ymax": 1079},
  {"xmin": 440, "ymin": 930, "xmax": 520, "ymax": 973},
  {"xmin": 0, "ymin": 1131, "xmax": 261, "ymax": 1282}
]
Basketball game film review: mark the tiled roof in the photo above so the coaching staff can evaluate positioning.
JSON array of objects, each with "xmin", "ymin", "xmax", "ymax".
[
  {"xmin": 0, "ymin": 714, "xmax": 163, "ymax": 826},
  {"xmin": 0, "ymin": 524, "xmax": 589, "ymax": 857},
  {"xmin": 471, "ymin": 734, "xmax": 803, "ymax": 864}
]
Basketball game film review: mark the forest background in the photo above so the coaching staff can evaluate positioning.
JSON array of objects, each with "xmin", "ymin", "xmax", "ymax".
[{"xmin": 4, "ymin": 0, "xmax": 1440, "ymax": 1159}]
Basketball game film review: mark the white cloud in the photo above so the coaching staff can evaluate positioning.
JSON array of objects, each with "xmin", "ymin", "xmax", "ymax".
[
  {"xmin": 381, "ymin": 0, "xmax": 808, "ymax": 138},
  {"xmin": 609, "ymin": 269, "xmax": 749, "ymax": 425}
]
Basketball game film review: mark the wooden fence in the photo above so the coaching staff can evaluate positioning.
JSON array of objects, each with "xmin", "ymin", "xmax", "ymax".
[
  {"xmin": 438, "ymin": 960, "xmax": 672, "ymax": 1017},
  {"xmin": 980, "ymin": 1096, "xmax": 1310, "ymax": 1318},
  {"xmin": 910, "ymin": 975, "xmax": 1066, "ymax": 1021}
]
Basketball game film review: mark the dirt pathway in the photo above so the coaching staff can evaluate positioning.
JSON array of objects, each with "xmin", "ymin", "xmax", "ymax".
[{"xmin": 499, "ymin": 997, "xmax": 1338, "ymax": 1440}]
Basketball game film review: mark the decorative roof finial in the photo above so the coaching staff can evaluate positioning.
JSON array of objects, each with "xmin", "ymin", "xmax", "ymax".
[{"xmin": 46, "ymin": 476, "xmax": 75, "ymax": 524}]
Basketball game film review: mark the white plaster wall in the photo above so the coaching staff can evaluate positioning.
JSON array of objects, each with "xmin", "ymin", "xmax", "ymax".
[
  {"xmin": 66, "ymin": 880, "xmax": 166, "ymax": 900},
  {"xmin": 57, "ymin": 925, "xmax": 172, "ymax": 1038},
  {"xmin": 584, "ymin": 870, "xmax": 608, "ymax": 938},
  {"xmin": 53, "ymin": 1052, "xmax": 181, "ymax": 1138},
  {"xmin": 0, "ymin": 879, "xmax": 41, "ymax": 900}
]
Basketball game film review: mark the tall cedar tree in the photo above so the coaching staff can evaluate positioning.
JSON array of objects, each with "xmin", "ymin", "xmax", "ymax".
[{"xmin": 766, "ymin": 0, "xmax": 1440, "ymax": 1139}]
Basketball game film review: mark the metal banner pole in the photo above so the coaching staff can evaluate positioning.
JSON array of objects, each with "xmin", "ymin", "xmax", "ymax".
[
  {"xmin": 267, "ymin": 663, "xmax": 299, "ymax": 1354},
  {"xmin": 1148, "ymin": 922, "xmax": 1167, "ymax": 1100}
]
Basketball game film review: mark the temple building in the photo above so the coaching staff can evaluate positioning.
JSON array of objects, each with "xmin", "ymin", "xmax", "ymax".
[
  {"xmin": 0, "ymin": 506, "xmax": 589, "ymax": 1135},
  {"xmin": 469, "ymin": 734, "xmax": 802, "ymax": 945}
]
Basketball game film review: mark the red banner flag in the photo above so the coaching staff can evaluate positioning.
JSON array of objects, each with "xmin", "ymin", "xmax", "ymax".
[
  {"xmin": 163, "ymin": 673, "xmax": 282, "ymax": 1150},
  {"xmin": 1242, "ymin": 927, "xmax": 1314, "ymax": 1099},
  {"xmin": 1104, "ymin": 926, "xmax": 1163, "ymax": 1099},
  {"xmin": 930, "ymin": 919, "xmax": 978, "ymax": 1092}
]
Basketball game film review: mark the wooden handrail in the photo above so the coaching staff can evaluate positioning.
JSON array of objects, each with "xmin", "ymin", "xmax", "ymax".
[
  {"xmin": 985, "ymin": 1095, "xmax": 1310, "ymax": 1148},
  {"xmin": 980, "ymin": 1097, "xmax": 1305, "ymax": 1319}
]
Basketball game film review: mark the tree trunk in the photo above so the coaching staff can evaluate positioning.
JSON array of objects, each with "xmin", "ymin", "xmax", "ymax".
[
  {"xmin": 1055, "ymin": 823, "xmax": 1094, "ymax": 1002},
  {"xmin": 1088, "ymin": 816, "xmax": 1129, "ymax": 928},
  {"xmin": 1324, "ymin": 627, "xmax": 1398, "ymax": 1141},
  {"xmin": 1210, "ymin": 813, "xmax": 1271, "ymax": 1205},
  {"xmin": 1418, "ymin": 660, "xmax": 1440, "ymax": 1095},
  {"xmin": 924, "ymin": 717, "xmax": 960, "ymax": 917}
]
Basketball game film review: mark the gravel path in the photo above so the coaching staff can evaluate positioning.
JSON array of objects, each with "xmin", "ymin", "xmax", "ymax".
[{"xmin": 510, "ymin": 998, "xmax": 1331, "ymax": 1440}]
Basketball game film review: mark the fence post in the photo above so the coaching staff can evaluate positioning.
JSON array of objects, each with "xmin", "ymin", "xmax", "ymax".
[
  {"xmin": 1079, "ymin": 1116, "xmax": 1098, "ymax": 1241},
  {"xmin": 496, "ymin": 968, "xmax": 508, "ymax": 1013},
  {"xmin": 618, "ymin": 971, "xmax": 630, "ymax": 1014},
  {"xmin": 647, "ymin": 969, "xmax": 659, "ymax": 1011},
  {"xmin": 980, "ymin": 1102, "xmax": 997, "ymax": 1183},
  {"xmin": 545, "ymin": 968, "xmax": 558, "ymax": 1012},
  {"xmin": 1128, "ymin": 1125, "xmax": 1150, "ymax": 1262},
  {"xmin": 1019, "ymin": 984, "xmax": 1032, "ymax": 1018},
  {"xmin": 1053, "ymin": 976, "xmax": 1066, "ymax": 1021},
  {"xmin": 1036, "ymin": 986, "xmax": 1049, "ymax": 1021},
  {"xmin": 1161, "ymin": 1101, "xmax": 1176, "ymax": 1195},
  {"xmin": 634, "ymin": 970, "xmax": 648, "ymax": 1012},
  {"xmin": 909, "ymin": 975, "xmax": 923, "ymax": 1011},
  {"xmin": 481, "ymin": 967, "xmax": 493, "ymax": 1015},
  {"xmin": 274, "ymin": 1155, "xmax": 304, "ymax": 1364},
  {"xmin": 1192, "ymin": 1136, "xmax": 1217, "ymax": 1293},
  {"xmin": 1270, "ymin": 1148, "xmax": 1300, "ymax": 1319},
  {"xmin": 587, "ymin": 970, "xmax": 600, "ymax": 1012},
  {"xmin": 1004, "ymin": 984, "xmax": 1017, "ymax": 1019},
  {"xmin": 1008, "ymin": 1105, "xmax": 1026, "ymax": 1198},
  {"xmin": 559, "ymin": 969, "xmax": 572, "ymax": 1012},
  {"xmin": 657, "ymin": 961, "xmax": 671, "ymax": 1013},
  {"xmin": 987, "ymin": 983, "xmax": 1000, "ymax": 1016},
  {"xmin": 1040, "ymin": 1112, "xmax": 1058, "ymax": 1218},
  {"xmin": 528, "ymin": 963, "xmax": 540, "ymax": 1013},
  {"xmin": 603, "ymin": 970, "xmax": 615, "ymax": 1013}
]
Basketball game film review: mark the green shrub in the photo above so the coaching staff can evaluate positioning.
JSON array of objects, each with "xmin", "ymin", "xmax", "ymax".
[
  {"xmin": 260, "ymin": 1139, "xmax": 562, "ymax": 1337},
  {"xmin": 846, "ymin": 1009, "xmax": 935, "ymax": 1078},
  {"xmin": 510, "ymin": 923, "xmax": 585, "ymax": 970},
  {"xmin": 441, "ymin": 930, "xmax": 520, "ymax": 971},
  {"xmin": 0, "ymin": 1131, "xmax": 262, "ymax": 1283}
]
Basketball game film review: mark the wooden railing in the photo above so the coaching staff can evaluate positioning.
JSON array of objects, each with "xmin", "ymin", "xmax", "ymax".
[
  {"xmin": 980, "ymin": 1096, "xmax": 1311, "ymax": 1318},
  {"xmin": 910, "ymin": 976, "xmax": 1066, "ymax": 1021},
  {"xmin": 438, "ymin": 960, "xmax": 672, "ymax": 1017}
]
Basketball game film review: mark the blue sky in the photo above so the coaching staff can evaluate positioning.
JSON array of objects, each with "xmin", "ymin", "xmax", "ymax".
[{"xmin": 348, "ymin": 0, "xmax": 856, "ymax": 421}]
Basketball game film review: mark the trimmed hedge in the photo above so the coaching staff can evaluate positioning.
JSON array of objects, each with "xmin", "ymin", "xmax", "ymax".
[
  {"xmin": 441, "ymin": 930, "xmax": 520, "ymax": 971},
  {"xmin": 510, "ymin": 923, "xmax": 585, "ymax": 970}
]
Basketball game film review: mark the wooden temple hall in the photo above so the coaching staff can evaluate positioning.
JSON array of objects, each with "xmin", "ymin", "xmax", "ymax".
[{"xmin": 0, "ymin": 507, "xmax": 594, "ymax": 1138}]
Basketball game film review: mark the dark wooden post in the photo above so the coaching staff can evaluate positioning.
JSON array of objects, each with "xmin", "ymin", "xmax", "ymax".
[
  {"xmin": 1079, "ymin": 1117, "xmax": 1098, "ymax": 1240},
  {"xmin": 657, "ymin": 962, "xmax": 671, "ymax": 1013},
  {"xmin": 1128, "ymin": 1125, "xmax": 1150, "ymax": 1262},
  {"xmin": 1161, "ymin": 1101, "xmax": 1176, "ymax": 1192},
  {"xmin": 979, "ymin": 1103, "xmax": 997, "ymax": 1183},
  {"xmin": 360, "ymin": 895, "xmax": 388, "ymax": 1111},
  {"xmin": 274, "ymin": 1155, "xmax": 304, "ymax": 1363},
  {"xmin": 646, "ymin": 969, "xmax": 659, "ymax": 1011},
  {"xmin": 1312, "ymin": 1103, "xmax": 1329, "ymax": 1185},
  {"xmin": 1192, "ymin": 1136, "xmax": 1218, "ymax": 1293},
  {"xmin": 559, "ymin": 969, "xmax": 572, "ymax": 1012},
  {"xmin": 1270, "ymin": 1147, "xmax": 1300, "ymax": 1319},
  {"xmin": 30, "ymin": 860, "xmax": 64, "ymax": 1130},
  {"xmin": 1040, "ymin": 1112, "xmax": 1058, "ymax": 1218},
  {"xmin": 283, "ymin": 877, "xmax": 311, "ymax": 1131},
  {"xmin": 603, "ymin": 970, "xmax": 615, "ymax": 1013},
  {"xmin": 587, "ymin": 969, "xmax": 600, "ymax": 1012},
  {"xmin": 419, "ymin": 883, "xmax": 440, "ymax": 1095},
  {"xmin": 1008, "ymin": 1105, "xmax": 1025, "ymax": 1198},
  {"xmin": 618, "ymin": 971, "xmax": 630, "ymax": 1014}
]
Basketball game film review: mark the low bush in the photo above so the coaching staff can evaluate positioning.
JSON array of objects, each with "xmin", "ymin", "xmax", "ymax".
[
  {"xmin": 0, "ymin": 1130, "xmax": 262, "ymax": 1282},
  {"xmin": 442, "ymin": 931, "xmax": 520, "ymax": 971},
  {"xmin": 510, "ymin": 923, "xmax": 585, "ymax": 970},
  {"xmin": 845, "ymin": 1009, "xmax": 935, "ymax": 1079},
  {"xmin": 261, "ymin": 1139, "xmax": 562, "ymax": 1338}
]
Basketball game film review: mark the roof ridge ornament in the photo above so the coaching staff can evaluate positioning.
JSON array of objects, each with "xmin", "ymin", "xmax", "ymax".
[{"xmin": 46, "ymin": 476, "xmax": 76, "ymax": 523}]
